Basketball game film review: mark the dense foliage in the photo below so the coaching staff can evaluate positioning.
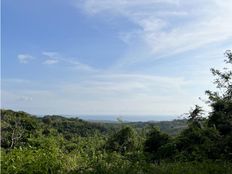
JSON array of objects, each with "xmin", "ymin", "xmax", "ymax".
[{"xmin": 1, "ymin": 51, "xmax": 232, "ymax": 173}]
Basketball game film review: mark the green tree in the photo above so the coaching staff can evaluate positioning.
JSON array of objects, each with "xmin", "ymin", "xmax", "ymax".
[
  {"xmin": 206, "ymin": 50, "xmax": 232, "ymax": 135},
  {"xmin": 144, "ymin": 127, "xmax": 171, "ymax": 161},
  {"xmin": 186, "ymin": 105, "xmax": 204, "ymax": 128},
  {"xmin": 175, "ymin": 50, "xmax": 232, "ymax": 161},
  {"xmin": 205, "ymin": 50, "xmax": 232, "ymax": 160},
  {"xmin": 105, "ymin": 126, "xmax": 138, "ymax": 154},
  {"xmin": 1, "ymin": 110, "xmax": 39, "ymax": 148}
]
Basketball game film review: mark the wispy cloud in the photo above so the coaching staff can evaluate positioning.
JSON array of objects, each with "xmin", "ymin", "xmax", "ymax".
[
  {"xmin": 17, "ymin": 54, "xmax": 34, "ymax": 64},
  {"xmin": 42, "ymin": 51, "xmax": 96, "ymax": 71},
  {"xmin": 79, "ymin": 0, "xmax": 180, "ymax": 15},
  {"xmin": 42, "ymin": 51, "xmax": 60, "ymax": 58},
  {"xmin": 42, "ymin": 51, "xmax": 60, "ymax": 64},
  {"xmin": 2, "ymin": 72, "xmax": 204, "ymax": 115},
  {"xmin": 77, "ymin": 0, "xmax": 232, "ymax": 65},
  {"xmin": 65, "ymin": 59, "xmax": 96, "ymax": 71},
  {"xmin": 16, "ymin": 51, "xmax": 96, "ymax": 71},
  {"xmin": 60, "ymin": 74, "xmax": 192, "ymax": 111},
  {"xmin": 43, "ymin": 59, "xmax": 59, "ymax": 64}
]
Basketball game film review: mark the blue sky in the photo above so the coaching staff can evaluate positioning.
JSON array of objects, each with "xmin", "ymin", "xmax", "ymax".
[{"xmin": 2, "ymin": 0, "xmax": 232, "ymax": 116}]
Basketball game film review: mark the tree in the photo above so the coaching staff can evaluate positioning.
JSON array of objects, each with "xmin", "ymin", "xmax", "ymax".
[
  {"xmin": 144, "ymin": 127, "xmax": 171, "ymax": 161},
  {"xmin": 204, "ymin": 50, "xmax": 232, "ymax": 160},
  {"xmin": 172, "ymin": 51, "xmax": 232, "ymax": 161},
  {"xmin": 187, "ymin": 105, "xmax": 204, "ymax": 128},
  {"xmin": 105, "ymin": 126, "xmax": 138, "ymax": 154},
  {"xmin": 1, "ymin": 110, "xmax": 39, "ymax": 148},
  {"xmin": 206, "ymin": 50, "xmax": 232, "ymax": 136}
]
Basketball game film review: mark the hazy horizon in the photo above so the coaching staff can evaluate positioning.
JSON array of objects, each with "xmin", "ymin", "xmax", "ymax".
[
  {"xmin": 48, "ymin": 114, "xmax": 180, "ymax": 122},
  {"xmin": 73, "ymin": 115, "xmax": 180, "ymax": 122},
  {"xmin": 1, "ymin": 107, "xmax": 180, "ymax": 121}
]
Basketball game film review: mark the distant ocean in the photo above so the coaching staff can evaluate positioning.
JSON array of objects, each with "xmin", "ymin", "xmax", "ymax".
[
  {"xmin": 37, "ymin": 114, "xmax": 182, "ymax": 122},
  {"xmin": 68, "ymin": 115, "xmax": 181, "ymax": 122}
]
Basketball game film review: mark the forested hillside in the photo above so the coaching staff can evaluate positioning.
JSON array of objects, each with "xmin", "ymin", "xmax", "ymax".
[
  {"xmin": 1, "ymin": 109, "xmax": 186, "ymax": 149},
  {"xmin": 1, "ymin": 51, "xmax": 232, "ymax": 173}
]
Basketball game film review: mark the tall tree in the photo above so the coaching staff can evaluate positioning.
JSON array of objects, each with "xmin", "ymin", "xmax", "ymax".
[{"xmin": 206, "ymin": 50, "xmax": 232, "ymax": 136}]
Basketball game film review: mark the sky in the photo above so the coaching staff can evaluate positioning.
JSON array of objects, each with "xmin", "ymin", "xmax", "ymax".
[{"xmin": 1, "ymin": 0, "xmax": 232, "ymax": 117}]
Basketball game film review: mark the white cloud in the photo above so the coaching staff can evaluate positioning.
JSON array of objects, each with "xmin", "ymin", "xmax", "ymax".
[
  {"xmin": 42, "ymin": 51, "xmax": 96, "ymax": 71},
  {"xmin": 16, "ymin": 51, "xmax": 95, "ymax": 71},
  {"xmin": 17, "ymin": 54, "xmax": 34, "ymax": 64},
  {"xmin": 42, "ymin": 51, "xmax": 59, "ymax": 58},
  {"xmin": 79, "ymin": 0, "xmax": 180, "ymax": 15},
  {"xmin": 43, "ymin": 59, "xmax": 59, "ymax": 64},
  {"xmin": 42, "ymin": 51, "xmax": 59, "ymax": 64},
  {"xmin": 77, "ymin": 0, "xmax": 232, "ymax": 65},
  {"xmin": 60, "ymin": 58, "xmax": 95, "ymax": 71}
]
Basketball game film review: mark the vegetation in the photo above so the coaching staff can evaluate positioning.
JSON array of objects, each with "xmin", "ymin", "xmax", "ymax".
[{"xmin": 1, "ymin": 51, "xmax": 232, "ymax": 173}]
